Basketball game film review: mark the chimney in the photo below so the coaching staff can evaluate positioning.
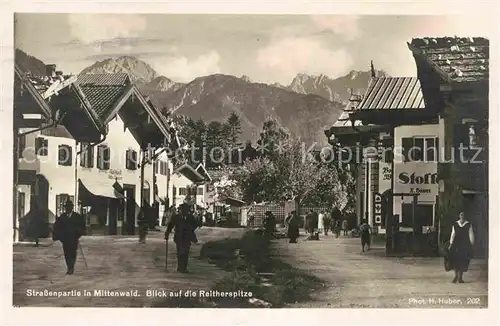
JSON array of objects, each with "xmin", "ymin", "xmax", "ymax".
[
  {"xmin": 45, "ymin": 64, "xmax": 56, "ymax": 77},
  {"xmin": 370, "ymin": 60, "xmax": 376, "ymax": 78}
]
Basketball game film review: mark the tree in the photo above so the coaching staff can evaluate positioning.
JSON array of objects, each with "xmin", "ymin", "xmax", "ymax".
[
  {"xmin": 256, "ymin": 118, "xmax": 290, "ymax": 159},
  {"xmin": 229, "ymin": 137, "xmax": 345, "ymax": 211},
  {"xmin": 225, "ymin": 112, "xmax": 242, "ymax": 148}
]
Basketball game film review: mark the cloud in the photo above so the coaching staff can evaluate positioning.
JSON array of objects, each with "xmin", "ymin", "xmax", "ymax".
[
  {"xmin": 310, "ymin": 15, "xmax": 361, "ymax": 40},
  {"xmin": 67, "ymin": 14, "xmax": 147, "ymax": 44},
  {"xmin": 148, "ymin": 51, "xmax": 221, "ymax": 82},
  {"xmin": 256, "ymin": 37, "xmax": 353, "ymax": 84}
]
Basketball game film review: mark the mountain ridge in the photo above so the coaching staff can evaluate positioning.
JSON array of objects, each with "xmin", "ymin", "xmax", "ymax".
[{"xmin": 15, "ymin": 52, "xmax": 383, "ymax": 144}]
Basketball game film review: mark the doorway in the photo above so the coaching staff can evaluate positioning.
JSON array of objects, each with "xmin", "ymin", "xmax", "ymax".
[
  {"xmin": 35, "ymin": 174, "xmax": 49, "ymax": 223},
  {"xmin": 123, "ymin": 184, "xmax": 136, "ymax": 235}
]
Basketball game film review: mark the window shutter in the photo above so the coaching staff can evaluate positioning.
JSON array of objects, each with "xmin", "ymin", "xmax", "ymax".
[
  {"xmin": 401, "ymin": 138, "xmax": 413, "ymax": 163},
  {"xmin": 18, "ymin": 135, "xmax": 26, "ymax": 159},
  {"xmin": 89, "ymin": 146, "xmax": 94, "ymax": 168},
  {"xmin": 80, "ymin": 144, "xmax": 87, "ymax": 167},
  {"xmin": 132, "ymin": 151, "xmax": 137, "ymax": 170},
  {"xmin": 97, "ymin": 145, "xmax": 103, "ymax": 170},
  {"xmin": 35, "ymin": 137, "xmax": 42, "ymax": 155},
  {"xmin": 104, "ymin": 147, "xmax": 110, "ymax": 170},
  {"xmin": 43, "ymin": 139, "xmax": 48, "ymax": 156},
  {"xmin": 125, "ymin": 150, "xmax": 131, "ymax": 170},
  {"xmin": 67, "ymin": 146, "xmax": 73, "ymax": 166},
  {"xmin": 58, "ymin": 145, "xmax": 65, "ymax": 165},
  {"xmin": 173, "ymin": 186, "xmax": 176, "ymax": 196}
]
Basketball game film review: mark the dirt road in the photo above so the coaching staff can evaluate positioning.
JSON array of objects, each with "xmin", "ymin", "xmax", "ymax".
[
  {"xmin": 13, "ymin": 227, "xmax": 245, "ymax": 307},
  {"xmin": 272, "ymin": 233, "xmax": 488, "ymax": 308}
]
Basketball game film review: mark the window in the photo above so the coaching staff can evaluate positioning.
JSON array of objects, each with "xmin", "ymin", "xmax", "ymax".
[
  {"xmin": 158, "ymin": 160, "xmax": 168, "ymax": 176},
  {"xmin": 55, "ymin": 194, "xmax": 75, "ymax": 217},
  {"xmin": 97, "ymin": 145, "xmax": 111, "ymax": 170},
  {"xmin": 80, "ymin": 143, "xmax": 95, "ymax": 168},
  {"xmin": 402, "ymin": 137, "xmax": 438, "ymax": 162},
  {"xmin": 125, "ymin": 149, "xmax": 138, "ymax": 170},
  {"xmin": 35, "ymin": 137, "xmax": 48, "ymax": 156},
  {"xmin": 172, "ymin": 186, "xmax": 177, "ymax": 196},
  {"xmin": 18, "ymin": 135, "xmax": 26, "ymax": 159},
  {"xmin": 401, "ymin": 203, "xmax": 434, "ymax": 228},
  {"xmin": 197, "ymin": 187, "xmax": 204, "ymax": 196},
  {"xmin": 179, "ymin": 187, "xmax": 187, "ymax": 196},
  {"xmin": 58, "ymin": 144, "xmax": 73, "ymax": 166}
]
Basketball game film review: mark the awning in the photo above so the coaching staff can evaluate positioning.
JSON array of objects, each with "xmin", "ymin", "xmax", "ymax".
[{"xmin": 78, "ymin": 179, "xmax": 124, "ymax": 200}]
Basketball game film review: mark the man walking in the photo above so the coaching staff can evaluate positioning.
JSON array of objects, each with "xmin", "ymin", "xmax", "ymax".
[
  {"xmin": 342, "ymin": 219, "xmax": 349, "ymax": 236},
  {"xmin": 165, "ymin": 202, "xmax": 199, "ymax": 273},
  {"xmin": 52, "ymin": 200, "xmax": 86, "ymax": 275}
]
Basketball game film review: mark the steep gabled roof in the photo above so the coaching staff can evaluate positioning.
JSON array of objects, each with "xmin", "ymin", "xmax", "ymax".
[
  {"xmin": 408, "ymin": 36, "xmax": 489, "ymax": 84},
  {"xmin": 357, "ymin": 77, "xmax": 425, "ymax": 110},
  {"xmin": 77, "ymin": 73, "xmax": 171, "ymax": 147},
  {"xmin": 195, "ymin": 163, "xmax": 212, "ymax": 182},
  {"xmin": 76, "ymin": 73, "xmax": 132, "ymax": 122}
]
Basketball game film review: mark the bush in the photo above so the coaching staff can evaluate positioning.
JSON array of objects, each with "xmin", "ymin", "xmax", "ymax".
[{"xmin": 198, "ymin": 230, "xmax": 324, "ymax": 307}]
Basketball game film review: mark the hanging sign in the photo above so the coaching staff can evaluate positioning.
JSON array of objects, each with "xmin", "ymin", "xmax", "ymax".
[{"xmin": 373, "ymin": 192, "xmax": 382, "ymax": 225}]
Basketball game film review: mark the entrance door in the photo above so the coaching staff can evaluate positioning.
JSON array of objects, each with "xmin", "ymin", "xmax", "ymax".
[
  {"xmin": 123, "ymin": 184, "xmax": 136, "ymax": 235},
  {"xmin": 108, "ymin": 199, "xmax": 118, "ymax": 235}
]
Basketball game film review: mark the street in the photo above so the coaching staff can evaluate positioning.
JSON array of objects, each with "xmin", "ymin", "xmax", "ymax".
[
  {"xmin": 13, "ymin": 227, "xmax": 245, "ymax": 307},
  {"xmin": 272, "ymin": 232, "xmax": 488, "ymax": 308}
]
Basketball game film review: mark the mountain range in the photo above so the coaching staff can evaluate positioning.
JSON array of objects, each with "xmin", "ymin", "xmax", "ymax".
[{"xmin": 15, "ymin": 49, "xmax": 387, "ymax": 145}]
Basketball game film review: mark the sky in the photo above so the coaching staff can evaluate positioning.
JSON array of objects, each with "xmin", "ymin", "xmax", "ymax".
[{"xmin": 14, "ymin": 14, "xmax": 494, "ymax": 85}]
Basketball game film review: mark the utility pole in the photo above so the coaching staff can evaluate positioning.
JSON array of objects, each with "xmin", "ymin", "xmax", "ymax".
[{"xmin": 138, "ymin": 147, "xmax": 147, "ymax": 243}]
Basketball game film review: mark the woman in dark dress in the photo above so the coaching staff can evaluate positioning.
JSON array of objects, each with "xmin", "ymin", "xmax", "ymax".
[
  {"xmin": 448, "ymin": 212, "xmax": 475, "ymax": 283},
  {"xmin": 285, "ymin": 211, "xmax": 300, "ymax": 243},
  {"xmin": 359, "ymin": 219, "xmax": 372, "ymax": 252}
]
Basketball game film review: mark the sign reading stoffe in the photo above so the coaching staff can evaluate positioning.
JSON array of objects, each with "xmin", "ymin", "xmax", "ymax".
[{"xmin": 394, "ymin": 163, "xmax": 438, "ymax": 196}]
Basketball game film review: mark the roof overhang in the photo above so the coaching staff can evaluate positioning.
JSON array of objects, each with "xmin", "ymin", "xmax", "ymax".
[
  {"xmin": 195, "ymin": 163, "xmax": 212, "ymax": 182},
  {"xmin": 53, "ymin": 84, "xmax": 106, "ymax": 143},
  {"xmin": 14, "ymin": 64, "xmax": 52, "ymax": 119},
  {"xmin": 407, "ymin": 42, "xmax": 489, "ymax": 92},
  {"xmin": 174, "ymin": 163, "xmax": 206, "ymax": 184},
  {"xmin": 221, "ymin": 197, "xmax": 246, "ymax": 206},
  {"xmin": 109, "ymin": 85, "xmax": 171, "ymax": 149},
  {"xmin": 14, "ymin": 64, "xmax": 106, "ymax": 143}
]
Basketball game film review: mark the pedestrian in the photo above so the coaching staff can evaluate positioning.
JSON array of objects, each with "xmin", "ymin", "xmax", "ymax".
[
  {"xmin": 164, "ymin": 202, "xmax": 199, "ymax": 273},
  {"xmin": 263, "ymin": 211, "xmax": 276, "ymax": 237},
  {"xmin": 305, "ymin": 210, "xmax": 315, "ymax": 235},
  {"xmin": 448, "ymin": 212, "xmax": 475, "ymax": 283},
  {"xmin": 162, "ymin": 205, "xmax": 175, "ymax": 226},
  {"xmin": 24, "ymin": 201, "xmax": 49, "ymax": 246},
  {"xmin": 52, "ymin": 200, "xmax": 86, "ymax": 275},
  {"xmin": 342, "ymin": 219, "xmax": 349, "ymax": 236},
  {"xmin": 323, "ymin": 212, "xmax": 330, "ymax": 236},
  {"xmin": 318, "ymin": 211, "xmax": 325, "ymax": 235},
  {"xmin": 334, "ymin": 220, "xmax": 341, "ymax": 238},
  {"xmin": 359, "ymin": 219, "xmax": 372, "ymax": 252},
  {"xmin": 285, "ymin": 211, "xmax": 300, "ymax": 243}
]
